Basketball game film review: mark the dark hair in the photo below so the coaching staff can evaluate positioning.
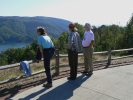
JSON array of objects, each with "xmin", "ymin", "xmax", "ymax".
[
  {"xmin": 37, "ymin": 26, "xmax": 47, "ymax": 35},
  {"xmin": 68, "ymin": 23, "xmax": 77, "ymax": 32},
  {"xmin": 69, "ymin": 27, "xmax": 75, "ymax": 32}
]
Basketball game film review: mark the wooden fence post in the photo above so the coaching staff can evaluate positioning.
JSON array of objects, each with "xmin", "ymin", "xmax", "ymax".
[
  {"xmin": 108, "ymin": 47, "xmax": 112, "ymax": 65},
  {"xmin": 55, "ymin": 49, "xmax": 59, "ymax": 75}
]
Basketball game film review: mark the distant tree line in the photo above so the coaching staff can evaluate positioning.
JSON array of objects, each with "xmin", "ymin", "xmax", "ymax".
[{"xmin": 0, "ymin": 14, "xmax": 133, "ymax": 66}]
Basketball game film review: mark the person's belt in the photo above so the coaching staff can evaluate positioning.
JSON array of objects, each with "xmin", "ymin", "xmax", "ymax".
[
  {"xmin": 83, "ymin": 46, "xmax": 89, "ymax": 48},
  {"xmin": 43, "ymin": 47, "xmax": 53, "ymax": 49}
]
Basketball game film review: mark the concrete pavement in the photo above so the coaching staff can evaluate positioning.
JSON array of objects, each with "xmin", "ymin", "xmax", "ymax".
[{"xmin": 9, "ymin": 65, "xmax": 133, "ymax": 100}]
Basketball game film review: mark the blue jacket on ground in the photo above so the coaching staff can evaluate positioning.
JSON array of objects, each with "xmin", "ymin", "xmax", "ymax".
[{"xmin": 20, "ymin": 61, "xmax": 32, "ymax": 77}]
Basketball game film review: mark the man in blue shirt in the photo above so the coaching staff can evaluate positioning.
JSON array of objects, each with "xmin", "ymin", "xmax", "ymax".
[{"xmin": 37, "ymin": 26, "xmax": 55, "ymax": 87}]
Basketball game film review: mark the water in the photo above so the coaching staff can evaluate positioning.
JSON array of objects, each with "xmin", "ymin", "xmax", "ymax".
[{"xmin": 0, "ymin": 42, "xmax": 28, "ymax": 53}]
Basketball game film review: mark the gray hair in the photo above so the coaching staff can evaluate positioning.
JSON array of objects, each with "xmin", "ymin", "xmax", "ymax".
[{"xmin": 84, "ymin": 23, "xmax": 91, "ymax": 29}]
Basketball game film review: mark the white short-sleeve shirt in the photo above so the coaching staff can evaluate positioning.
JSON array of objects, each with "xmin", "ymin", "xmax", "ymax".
[{"xmin": 82, "ymin": 30, "xmax": 94, "ymax": 47}]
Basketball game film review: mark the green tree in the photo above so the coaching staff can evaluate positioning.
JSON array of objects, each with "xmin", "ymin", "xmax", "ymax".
[
  {"xmin": 75, "ymin": 23, "xmax": 85, "ymax": 38},
  {"xmin": 54, "ymin": 32, "xmax": 69, "ymax": 54},
  {"xmin": 123, "ymin": 14, "xmax": 133, "ymax": 48}
]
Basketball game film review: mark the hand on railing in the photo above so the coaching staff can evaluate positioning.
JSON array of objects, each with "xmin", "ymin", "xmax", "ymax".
[{"xmin": 33, "ymin": 58, "xmax": 40, "ymax": 63}]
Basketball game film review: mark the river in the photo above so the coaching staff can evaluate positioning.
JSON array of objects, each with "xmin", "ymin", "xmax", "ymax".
[{"xmin": 0, "ymin": 42, "xmax": 28, "ymax": 53}]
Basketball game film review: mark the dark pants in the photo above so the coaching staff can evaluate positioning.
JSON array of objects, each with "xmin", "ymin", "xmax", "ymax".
[
  {"xmin": 68, "ymin": 49, "xmax": 78, "ymax": 79},
  {"xmin": 43, "ymin": 48, "xmax": 55, "ymax": 83}
]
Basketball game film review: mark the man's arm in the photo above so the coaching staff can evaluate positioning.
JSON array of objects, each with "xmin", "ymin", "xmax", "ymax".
[
  {"xmin": 89, "ymin": 40, "xmax": 94, "ymax": 49},
  {"xmin": 89, "ymin": 33, "xmax": 94, "ymax": 49}
]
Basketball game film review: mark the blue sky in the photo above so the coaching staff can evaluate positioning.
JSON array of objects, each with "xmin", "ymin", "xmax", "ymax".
[{"xmin": 0, "ymin": 0, "xmax": 133, "ymax": 26}]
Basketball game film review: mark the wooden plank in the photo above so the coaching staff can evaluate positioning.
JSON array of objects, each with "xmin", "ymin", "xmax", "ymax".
[
  {"xmin": 0, "ymin": 60, "xmax": 36, "ymax": 70},
  {"xmin": 0, "ymin": 63, "xmax": 20, "ymax": 70},
  {"xmin": 93, "ymin": 51, "xmax": 108, "ymax": 55},
  {"xmin": 111, "ymin": 55, "xmax": 133, "ymax": 60},
  {"xmin": 0, "ymin": 51, "xmax": 108, "ymax": 70},
  {"xmin": 1, "ymin": 48, "xmax": 133, "ymax": 70},
  {"xmin": 108, "ymin": 47, "xmax": 112, "ymax": 65},
  {"xmin": 0, "ymin": 60, "xmax": 33, "ymax": 70},
  {"xmin": 59, "ymin": 54, "xmax": 68, "ymax": 58},
  {"xmin": 59, "ymin": 51, "xmax": 108, "ymax": 58},
  {"xmin": 0, "ymin": 56, "xmax": 56, "ymax": 70},
  {"xmin": 55, "ymin": 49, "xmax": 59, "ymax": 75},
  {"xmin": 112, "ymin": 48, "xmax": 133, "ymax": 53}
]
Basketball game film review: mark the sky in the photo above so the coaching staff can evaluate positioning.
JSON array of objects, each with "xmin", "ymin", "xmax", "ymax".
[{"xmin": 0, "ymin": 0, "xmax": 133, "ymax": 26}]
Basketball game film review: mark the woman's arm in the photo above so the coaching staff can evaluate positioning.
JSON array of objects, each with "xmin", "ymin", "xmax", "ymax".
[{"xmin": 38, "ymin": 45, "xmax": 43, "ymax": 55}]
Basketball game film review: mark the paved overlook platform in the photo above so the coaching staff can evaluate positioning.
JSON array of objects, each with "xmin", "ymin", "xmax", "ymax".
[{"xmin": 9, "ymin": 65, "xmax": 133, "ymax": 100}]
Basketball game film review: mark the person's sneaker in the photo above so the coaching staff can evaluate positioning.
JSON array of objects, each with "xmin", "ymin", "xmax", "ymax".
[
  {"xmin": 43, "ymin": 83, "xmax": 53, "ymax": 87},
  {"xmin": 89, "ymin": 71, "xmax": 93, "ymax": 74},
  {"xmin": 67, "ymin": 77, "xmax": 76, "ymax": 80},
  {"xmin": 86, "ymin": 72, "xmax": 93, "ymax": 76}
]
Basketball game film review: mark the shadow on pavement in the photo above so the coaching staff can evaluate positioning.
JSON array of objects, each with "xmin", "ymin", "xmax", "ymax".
[{"xmin": 16, "ymin": 74, "xmax": 91, "ymax": 100}]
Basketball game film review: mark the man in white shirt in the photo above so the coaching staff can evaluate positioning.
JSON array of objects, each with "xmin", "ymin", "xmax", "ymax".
[{"xmin": 82, "ymin": 23, "xmax": 94, "ymax": 75}]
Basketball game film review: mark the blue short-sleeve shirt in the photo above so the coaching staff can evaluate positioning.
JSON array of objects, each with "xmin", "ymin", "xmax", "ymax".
[{"xmin": 37, "ymin": 35, "xmax": 54, "ymax": 49}]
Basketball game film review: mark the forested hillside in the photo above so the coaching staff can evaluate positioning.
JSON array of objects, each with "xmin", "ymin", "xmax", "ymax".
[
  {"xmin": 0, "ymin": 14, "xmax": 133, "ymax": 66},
  {"xmin": 0, "ymin": 16, "xmax": 70, "ymax": 43}
]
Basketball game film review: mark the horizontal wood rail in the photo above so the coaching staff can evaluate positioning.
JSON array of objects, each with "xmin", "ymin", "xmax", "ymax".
[{"xmin": 0, "ymin": 47, "xmax": 133, "ymax": 86}]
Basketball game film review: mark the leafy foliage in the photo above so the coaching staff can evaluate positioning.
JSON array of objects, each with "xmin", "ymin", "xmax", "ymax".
[
  {"xmin": 0, "ymin": 39, "xmax": 37, "ymax": 66},
  {"xmin": 1, "ymin": 14, "xmax": 133, "ymax": 66},
  {"xmin": 54, "ymin": 32, "xmax": 69, "ymax": 54}
]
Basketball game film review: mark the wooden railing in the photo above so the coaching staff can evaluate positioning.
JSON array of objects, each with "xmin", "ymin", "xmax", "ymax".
[{"xmin": 0, "ymin": 47, "xmax": 133, "ymax": 86}]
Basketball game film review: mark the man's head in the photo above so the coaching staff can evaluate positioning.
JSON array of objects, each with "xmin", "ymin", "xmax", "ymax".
[{"xmin": 84, "ymin": 23, "xmax": 91, "ymax": 31}]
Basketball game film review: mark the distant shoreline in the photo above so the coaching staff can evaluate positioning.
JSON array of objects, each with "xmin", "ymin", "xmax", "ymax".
[
  {"xmin": 0, "ymin": 41, "xmax": 30, "ymax": 44},
  {"xmin": 0, "ymin": 42, "xmax": 28, "ymax": 53}
]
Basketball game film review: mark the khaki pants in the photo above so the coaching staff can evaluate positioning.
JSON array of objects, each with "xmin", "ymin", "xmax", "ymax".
[{"xmin": 83, "ymin": 47, "xmax": 93, "ymax": 72}]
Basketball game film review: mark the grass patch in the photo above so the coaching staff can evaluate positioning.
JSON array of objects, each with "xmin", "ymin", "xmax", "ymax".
[
  {"xmin": 0, "ymin": 76, "xmax": 4, "ymax": 81},
  {"xmin": 31, "ymin": 66, "xmax": 44, "ymax": 72}
]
